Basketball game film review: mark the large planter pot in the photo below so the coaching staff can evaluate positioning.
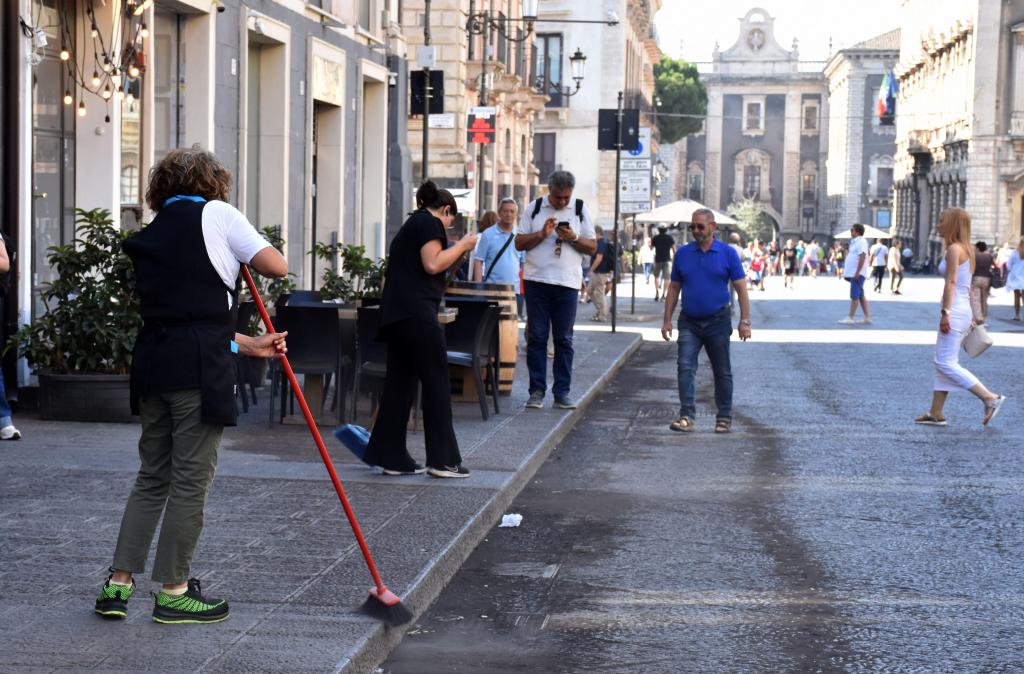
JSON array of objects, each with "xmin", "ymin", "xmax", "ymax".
[{"xmin": 38, "ymin": 373, "xmax": 135, "ymax": 423}]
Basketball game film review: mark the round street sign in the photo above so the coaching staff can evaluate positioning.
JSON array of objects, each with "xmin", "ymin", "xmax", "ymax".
[{"xmin": 628, "ymin": 142, "xmax": 644, "ymax": 157}]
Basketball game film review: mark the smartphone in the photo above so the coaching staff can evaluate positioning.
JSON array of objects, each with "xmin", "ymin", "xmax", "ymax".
[{"xmin": 556, "ymin": 221, "xmax": 570, "ymax": 229}]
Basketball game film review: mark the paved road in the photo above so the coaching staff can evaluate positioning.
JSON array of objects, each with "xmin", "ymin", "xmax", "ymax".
[{"xmin": 383, "ymin": 275, "xmax": 1024, "ymax": 673}]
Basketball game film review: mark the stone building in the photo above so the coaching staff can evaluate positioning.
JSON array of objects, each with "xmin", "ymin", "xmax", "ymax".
[
  {"xmin": 685, "ymin": 7, "xmax": 828, "ymax": 239},
  {"xmin": 401, "ymin": 0, "xmax": 546, "ymax": 219},
  {"xmin": 533, "ymin": 0, "xmax": 662, "ymax": 228},
  {"xmin": 893, "ymin": 0, "xmax": 1024, "ymax": 263},
  {"xmin": 6, "ymin": 0, "xmax": 410, "ymax": 383},
  {"xmin": 823, "ymin": 29, "xmax": 900, "ymax": 233}
]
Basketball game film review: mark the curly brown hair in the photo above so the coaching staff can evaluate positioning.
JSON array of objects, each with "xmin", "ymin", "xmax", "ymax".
[{"xmin": 145, "ymin": 145, "xmax": 232, "ymax": 211}]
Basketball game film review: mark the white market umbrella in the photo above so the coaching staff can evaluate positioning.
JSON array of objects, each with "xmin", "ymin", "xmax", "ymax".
[
  {"xmin": 634, "ymin": 198, "xmax": 739, "ymax": 226},
  {"xmin": 834, "ymin": 224, "xmax": 892, "ymax": 240}
]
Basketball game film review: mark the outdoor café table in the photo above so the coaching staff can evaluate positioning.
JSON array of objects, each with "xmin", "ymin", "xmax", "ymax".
[{"xmin": 272, "ymin": 303, "xmax": 458, "ymax": 425}]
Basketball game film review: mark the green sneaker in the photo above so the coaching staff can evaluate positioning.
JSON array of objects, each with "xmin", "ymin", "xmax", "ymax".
[
  {"xmin": 95, "ymin": 571, "xmax": 135, "ymax": 619},
  {"xmin": 152, "ymin": 578, "xmax": 229, "ymax": 624}
]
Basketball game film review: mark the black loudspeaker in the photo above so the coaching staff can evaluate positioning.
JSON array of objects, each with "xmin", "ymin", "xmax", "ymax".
[
  {"xmin": 410, "ymin": 70, "xmax": 445, "ymax": 115},
  {"xmin": 597, "ymin": 109, "xmax": 640, "ymax": 151}
]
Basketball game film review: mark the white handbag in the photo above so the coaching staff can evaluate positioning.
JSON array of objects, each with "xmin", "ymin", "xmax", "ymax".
[{"xmin": 963, "ymin": 323, "xmax": 994, "ymax": 358}]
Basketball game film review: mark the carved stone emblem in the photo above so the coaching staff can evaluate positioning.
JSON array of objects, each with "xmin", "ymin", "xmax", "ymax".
[{"xmin": 747, "ymin": 28, "xmax": 765, "ymax": 52}]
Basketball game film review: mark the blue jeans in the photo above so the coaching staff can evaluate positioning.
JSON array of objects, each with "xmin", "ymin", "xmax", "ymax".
[
  {"xmin": 0, "ymin": 373, "xmax": 12, "ymax": 427},
  {"xmin": 524, "ymin": 280, "xmax": 578, "ymax": 399},
  {"xmin": 676, "ymin": 306, "xmax": 734, "ymax": 420}
]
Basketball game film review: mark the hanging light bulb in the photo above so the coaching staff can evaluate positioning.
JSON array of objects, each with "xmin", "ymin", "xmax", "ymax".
[
  {"xmin": 140, "ymin": 23, "xmax": 149, "ymax": 39},
  {"xmin": 78, "ymin": 100, "xmax": 87, "ymax": 116},
  {"xmin": 59, "ymin": 45, "xmax": 70, "ymax": 61},
  {"xmin": 102, "ymin": 85, "xmax": 112, "ymax": 100},
  {"xmin": 91, "ymin": 24, "xmax": 98, "ymax": 38},
  {"xmin": 91, "ymin": 71, "xmax": 101, "ymax": 87},
  {"xmin": 63, "ymin": 89, "xmax": 73, "ymax": 105},
  {"xmin": 128, "ymin": 63, "xmax": 140, "ymax": 78},
  {"xmin": 116, "ymin": 86, "xmax": 126, "ymax": 100},
  {"xmin": 102, "ymin": 58, "xmax": 112, "ymax": 72},
  {"xmin": 105, "ymin": 114, "xmax": 111, "ymax": 123}
]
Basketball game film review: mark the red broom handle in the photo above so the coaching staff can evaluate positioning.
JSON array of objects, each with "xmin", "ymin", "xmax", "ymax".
[{"xmin": 241, "ymin": 266, "xmax": 388, "ymax": 595}]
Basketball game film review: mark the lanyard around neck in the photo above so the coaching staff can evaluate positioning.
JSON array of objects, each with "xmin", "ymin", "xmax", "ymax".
[{"xmin": 163, "ymin": 195, "xmax": 208, "ymax": 207}]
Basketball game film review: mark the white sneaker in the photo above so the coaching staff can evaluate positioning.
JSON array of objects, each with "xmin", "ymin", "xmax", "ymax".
[
  {"xmin": 837, "ymin": 317, "xmax": 856, "ymax": 325},
  {"xmin": 0, "ymin": 425, "xmax": 22, "ymax": 440},
  {"xmin": 859, "ymin": 317, "xmax": 873, "ymax": 324}
]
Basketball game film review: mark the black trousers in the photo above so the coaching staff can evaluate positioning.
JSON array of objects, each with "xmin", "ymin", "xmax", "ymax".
[{"xmin": 365, "ymin": 317, "xmax": 462, "ymax": 471}]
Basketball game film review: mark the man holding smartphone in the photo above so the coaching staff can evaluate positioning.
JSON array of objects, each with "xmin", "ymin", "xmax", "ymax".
[{"xmin": 516, "ymin": 170, "xmax": 597, "ymax": 409}]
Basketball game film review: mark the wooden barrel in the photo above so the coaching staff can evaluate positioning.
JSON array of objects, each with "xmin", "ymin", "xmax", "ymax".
[{"xmin": 446, "ymin": 281, "xmax": 518, "ymax": 395}]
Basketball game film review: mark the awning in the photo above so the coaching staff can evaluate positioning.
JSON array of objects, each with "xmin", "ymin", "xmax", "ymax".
[
  {"xmin": 634, "ymin": 198, "xmax": 739, "ymax": 226},
  {"xmin": 834, "ymin": 224, "xmax": 892, "ymax": 239}
]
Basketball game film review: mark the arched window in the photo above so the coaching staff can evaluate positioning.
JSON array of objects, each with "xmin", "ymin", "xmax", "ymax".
[{"xmin": 687, "ymin": 161, "xmax": 704, "ymax": 201}]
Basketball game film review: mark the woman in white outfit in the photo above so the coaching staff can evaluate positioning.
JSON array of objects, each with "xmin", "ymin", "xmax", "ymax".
[
  {"xmin": 1005, "ymin": 238, "xmax": 1024, "ymax": 321},
  {"xmin": 916, "ymin": 208, "xmax": 1006, "ymax": 426}
]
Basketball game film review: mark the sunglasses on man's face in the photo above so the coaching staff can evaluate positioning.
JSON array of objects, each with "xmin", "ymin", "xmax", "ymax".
[{"xmin": 688, "ymin": 223, "xmax": 707, "ymax": 232}]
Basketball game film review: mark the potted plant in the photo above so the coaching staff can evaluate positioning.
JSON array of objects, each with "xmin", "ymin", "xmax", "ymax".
[
  {"xmin": 8, "ymin": 208, "xmax": 142, "ymax": 422},
  {"xmin": 311, "ymin": 242, "xmax": 386, "ymax": 304},
  {"xmin": 238, "ymin": 225, "xmax": 295, "ymax": 386}
]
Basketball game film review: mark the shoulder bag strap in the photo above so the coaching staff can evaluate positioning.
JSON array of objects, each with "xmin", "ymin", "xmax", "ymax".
[{"xmin": 483, "ymin": 233, "xmax": 516, "ymax": 283}]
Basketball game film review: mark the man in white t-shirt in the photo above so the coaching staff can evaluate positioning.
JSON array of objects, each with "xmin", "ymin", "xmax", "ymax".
[
  {"xmin": 839, "ymin": 224, "xmax": 872, "ymax": 324},
  {"xmin": 869, "ymin": 239, "xmax": 889, "ymax": 292},
  {"xmin": 516, "ymin": 170, "xmax": 597, "ymax": 409}
]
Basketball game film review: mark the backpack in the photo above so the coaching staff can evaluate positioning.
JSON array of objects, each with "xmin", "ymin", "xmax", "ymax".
[
  {"xmin": 531, "ymin": 197, "xmax": 585, "ymax": 224},
  {"xmin": 0, "ymin": 232, "xmax": 15, "ymax": 295}
]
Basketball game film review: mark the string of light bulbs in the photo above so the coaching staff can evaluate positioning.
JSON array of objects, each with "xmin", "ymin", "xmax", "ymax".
[{"xmin": 54, "ymin": 0, "xmax": 151, "ymax": 122}]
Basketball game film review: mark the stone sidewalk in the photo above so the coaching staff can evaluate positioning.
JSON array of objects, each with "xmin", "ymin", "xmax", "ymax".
[{"xmin": 0, "ymin": 328, "xmax": 640, "ymax": 674}]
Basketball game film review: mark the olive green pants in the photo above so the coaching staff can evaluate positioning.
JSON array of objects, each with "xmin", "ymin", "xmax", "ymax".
[{"xmin": 112, "ymin": 390, "xmax": 223, "ymax": 584}]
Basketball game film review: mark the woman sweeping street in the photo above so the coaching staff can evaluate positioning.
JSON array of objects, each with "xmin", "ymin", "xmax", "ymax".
[
  {"xmin": 94, "ymin": 147, "xmax": 288, "ymax": 624},
  {"xmin": 362, "ymin": 181, "xmax": 478, "ymax": 478},
  {"xmin": 915, "ymin": 208, "xmax": 1005, "ymax": 427}
]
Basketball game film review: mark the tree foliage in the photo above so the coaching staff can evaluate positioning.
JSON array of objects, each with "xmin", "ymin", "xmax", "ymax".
[
  {"xmin": 726, "ymin": 198, "xmax": 775, "ymax": 243},
  {"xmin": 653, "ymin": 56, "xmax": 708, "ymax": 144}
]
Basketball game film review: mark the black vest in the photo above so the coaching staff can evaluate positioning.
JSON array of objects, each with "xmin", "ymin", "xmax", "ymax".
[{"xmin": 123, "ymin": 201, "xmax": 239, "ymax": 426}]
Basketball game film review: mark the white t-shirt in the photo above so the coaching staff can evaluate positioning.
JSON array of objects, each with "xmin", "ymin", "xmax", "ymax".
[
  {"xmin": 844, "ymin": 236, "xmax": 870, "ymax": 279},
  {"xmin": 519, "ymin": 196, "xmax": 596, "ymax": 289},
  {"xmin": 640, "ymin": 244, "xmax": 655, "ymax": 265},
  {"xmin": 870, "ymin": 243, "xmax": 889, "ymax": 267},
  {"xmin": 201, "ymin": 200, "xmax": 272, "ymax": 308}
]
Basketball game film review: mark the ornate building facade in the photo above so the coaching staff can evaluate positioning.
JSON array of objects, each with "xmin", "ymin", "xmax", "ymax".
[
  {"xmin": 893, "ymin": 0, "xmax": 1024, "ymax": 263},
  {"xmin": 533, "ymin": 0, "xmax": 662, "ymax": 227},
  {"xmin": 824, "ymin": 30, "xmax": 900, "ymax": 233},
  {"xmin": 401, "ymin": 0, "xmax": 545, "ymax": 219},
  {"xmin": 685, "ymin": 8, "xmax": 828, "ymax": 239}
]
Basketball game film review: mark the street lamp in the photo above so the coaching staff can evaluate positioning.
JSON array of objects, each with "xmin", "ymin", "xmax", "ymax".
[
  {"xmin": 535, "ymin": 47, "xmax": 587, "ymax": 99},
  {"xmin": 466, "ymin": 0, "xmax": 539, "ymax": 44}
]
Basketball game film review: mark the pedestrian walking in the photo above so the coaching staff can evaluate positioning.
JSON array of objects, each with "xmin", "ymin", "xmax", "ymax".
[
  {"xmin": 365, "ymin": 180, "xmax": 478, "ymax": 479},
  {"xmin": 95, "ymin": 147, "xmax": 289, "ymax": 624},
  {"xmin": 651, "ymin": 226, "xmax": 675, "ymax": 301},
  {"xmin": 516, "ymin": 170, "xmax": 597, "ymax": 409},
  {"xmin": 915, "ymin": 208, "xmax": 1005, "ymax": 426},
  {"xmin": 887, "ymin": 239, "xmax": 904, "ymax": 294},
  {"xmin": 588, "ymin": 226, "xmax": 612, "ymax": 321},
  {"xmin": 839, "ymin": 224, "xmax": 872, "ymax": 324},
  {"xmin": 640, "ymin": 237, "xmax": 655, "ymax": 284},
  {"xmin": 0, "ymin": 240, "xmax": 20, "ymax": 441},
  {"xmin": 869, "ymin": 239, "xmax": 889, "ymax": 292},
  {"xmin": 1006, "ymin": 238, "xmax": 1024, "ymax": 321},
  {"xmin": 782, "ymin": 238, "xmax": 798, "ymax": 289},
  {"xmin": 969, "ymin": 241, "xmax": 994, "ymax": 323},
  {"xmin": 803, "ymin": 240, "xmax": 820, "ymax": 277},
  {"xmin": 660, "ymin": 209, "xmax": 751, "ymax": 434}
]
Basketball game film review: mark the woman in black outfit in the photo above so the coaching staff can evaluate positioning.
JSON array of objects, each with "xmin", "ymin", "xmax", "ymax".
[{"xmin": 364, "ymin": 181, "xmax": 479, "ymax": 478}]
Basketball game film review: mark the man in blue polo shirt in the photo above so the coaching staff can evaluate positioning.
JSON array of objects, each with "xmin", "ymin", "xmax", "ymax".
[
  {"xmin": 661, "ymin": 209, "xmax": 752, "ymax": 434},
  {"xmin": 472, "ymin": 197, "xmax": 523, "ymax": 286}
]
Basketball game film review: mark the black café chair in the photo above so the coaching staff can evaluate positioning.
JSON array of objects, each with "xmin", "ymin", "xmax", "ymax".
[
  {"xmin": 352, "ymin": 306, "xmax": 388, "ymax": 425},
  {"xmin": 234, "ymin": 301, "xmax": 259, "ymax": 412},
  {"xmin": 268, "ymin": 305, "xmax": 344, "ymax": 426},
  {"xmin": 444, "ymin": 298, "xmax": 502, "ymax": 420}
]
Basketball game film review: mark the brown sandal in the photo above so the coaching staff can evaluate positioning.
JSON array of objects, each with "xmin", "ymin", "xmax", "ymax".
[
  {"xmin": 714, "ymin": 418, "xmax": 732, "ymax": 433},
  {"xmin": 669, "ymin": 416, "xmax": 695, "ymax": 432}
]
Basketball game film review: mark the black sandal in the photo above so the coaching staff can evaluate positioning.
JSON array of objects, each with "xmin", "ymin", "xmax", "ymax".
[{"xmin": 714, "ymin": 418, "xmax": 732, "ymax": 433}]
